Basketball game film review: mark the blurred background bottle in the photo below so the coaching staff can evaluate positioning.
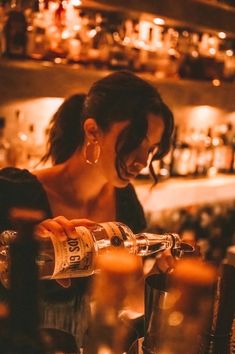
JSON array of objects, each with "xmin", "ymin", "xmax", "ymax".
[
  {"xmin": 143, "ymin": 258, "xmax": 217, "ymax": 354},
  {"xmin": 0, "ymin": 116, "xmax": 10, "ymax": 168},
  {"xmin": 199, "ymin": 245, "xmax": 235, "ymax": 354},
  {"xmin": 3, "ymin": 0, "xmax": 27, "ymax": 59},
  {"xmin": 84, "ymin": 249, "xmax": 143, "ymax": 354},
  {"xmin": 8, "ymin": 109, "xmax": 30, "ymax": 168}
]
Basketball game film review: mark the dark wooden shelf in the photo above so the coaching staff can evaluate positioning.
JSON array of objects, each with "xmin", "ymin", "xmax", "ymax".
[
  {"xmin": 0, "ymin": 58, "xmax": 235, "ymax": 111},
  {"xmin": 0, "ymin": 58, "xmax": 234, "ymax": 155},
  {"xmin": 93, "ymin": 0, "xmax": 235, "ymax": 37}
]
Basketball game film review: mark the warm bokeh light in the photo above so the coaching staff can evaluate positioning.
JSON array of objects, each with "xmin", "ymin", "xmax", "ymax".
[
  {"xmin": 226, "ymin": 50, "xmax": 234, "ymax": 57},
  {"xmin": 71, "ymin": 0, "xmax": 82, "ymax": 6},
  {"xmin": 218, "ymin": 32, "xmax": 226, "ymax": 39},
  {"xmin": 212, "ymin": 79, "xmax": 221, "ymax": 87},
  {"xmin": 153, "ymin": 17, "xmax": 165, "ymax": 25},
  {"xmin": 173, "ymin": 106, "xmax": 225, "ymax": 132}
]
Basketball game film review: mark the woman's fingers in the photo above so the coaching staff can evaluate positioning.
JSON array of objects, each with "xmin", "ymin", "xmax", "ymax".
[
  {"xmin": 52, "ymin": 217, "xmax": 96, "ymax": 239},
  {"xmin": 35, "ymin": 219, "xmax": 67, "ymax": 240},
  {"xmin": 70, "ymin": 219, "xmax": 96, "ymax": 227},
  {"xmin": 155, "ymin": 249, "xmax": 176, "ymax": 273},
  {"xmin": 53, "ymin": 215, "xmax": 78, "ymax": 239},
  {"xmin": 35, "ymin": 217, "xmax": 96, "ymax": 240}
]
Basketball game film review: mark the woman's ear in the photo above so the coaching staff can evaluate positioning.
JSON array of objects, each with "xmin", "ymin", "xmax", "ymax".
[{"xmin": 83, "ymin": 118, "xmax": 100, "ymax": 142}]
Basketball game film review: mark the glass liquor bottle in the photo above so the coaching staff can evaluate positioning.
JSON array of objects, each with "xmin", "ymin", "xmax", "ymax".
[
  {"xmin": 0, "ymin": 117, "xmax": 10, "ymax": 168},
  {"xmin": 3, "ymin": 5, "xmax": 27, "ymax": 58},
  {"xmin": 0, "ymin": 219, "xmax": 194, "ymax": 287},
  {"xmin": 8, "ymin": 109, "xmax": 30, "ymax": 168},
  {"xmin": 213, "ymin": 124, "xmax": 234, "ymax": 174},
  {"xmin": 170, "ymin": 127, "xmax": 196, "ymax": 177}
]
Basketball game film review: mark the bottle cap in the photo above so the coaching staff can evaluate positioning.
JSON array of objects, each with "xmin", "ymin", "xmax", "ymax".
[{"xmin": 226, "ymin": 245, "xmax": 235, "ymax": 267}]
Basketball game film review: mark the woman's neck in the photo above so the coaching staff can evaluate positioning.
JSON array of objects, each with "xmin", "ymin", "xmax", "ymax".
[{"xmin": 34, "ymin": 152, "xmax": 111, "ymax": 206}]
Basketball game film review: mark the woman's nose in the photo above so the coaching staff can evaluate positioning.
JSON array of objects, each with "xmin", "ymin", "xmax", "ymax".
[
  {"xmin": 133, "ymin": 161, "xmax": 147, "ymax": 172},
  {"xmin": 135, "ymin": 150, "xmax": 150, "ymax": 170}
]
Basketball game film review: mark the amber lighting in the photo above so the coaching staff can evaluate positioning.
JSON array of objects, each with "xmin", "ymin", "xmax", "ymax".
[
  {"xmin": 153, "ymin": 17, "xmax": 165, "ymax": 25},
  {"xmin": 218, "ymin": 32, "xmax": 226, "ymax": 39},
  {"xmin": 212, "ymin": 79, "xmax": 221, "ymax": 87},
  {"xmin": 71, "ymin": 0, "xmax": 82, "ymax": 6}
]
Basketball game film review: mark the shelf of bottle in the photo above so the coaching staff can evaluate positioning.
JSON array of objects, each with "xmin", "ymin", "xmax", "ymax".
[{"xmin": 133, "ymin": 174, "xmax": 235, "ymax": 215}]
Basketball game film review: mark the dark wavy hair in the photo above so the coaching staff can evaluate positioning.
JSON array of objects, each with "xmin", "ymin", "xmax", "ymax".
[{"xmin": 42, "ymin": 71, "xmax": 174, "ymax": 182}]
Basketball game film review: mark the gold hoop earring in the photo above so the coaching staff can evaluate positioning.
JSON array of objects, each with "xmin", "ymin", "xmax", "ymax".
[{"xmin": 84, "ymin": 141, "xmax": 100, "ymax": 165}]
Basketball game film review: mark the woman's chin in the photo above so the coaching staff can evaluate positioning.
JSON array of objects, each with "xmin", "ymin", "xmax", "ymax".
[{"xmin": 115, "ymin": 177, "xmax": 130, "ymax": 188}]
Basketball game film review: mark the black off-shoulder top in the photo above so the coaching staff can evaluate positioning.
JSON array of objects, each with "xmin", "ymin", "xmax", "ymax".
[{"xmin": 0, "ymin": 167, "xmax": 146, "ymax": 301}]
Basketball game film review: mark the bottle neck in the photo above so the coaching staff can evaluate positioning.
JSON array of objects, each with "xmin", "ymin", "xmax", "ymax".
[{"xmin": 133, "ymin": 232, "xmax": 179, "ymax": 256}]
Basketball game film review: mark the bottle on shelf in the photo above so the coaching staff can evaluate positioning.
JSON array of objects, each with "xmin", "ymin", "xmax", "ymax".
[
  {"xmin": 212, "ymin": 124, "xmax": 234, "ymax": 174},
  {"xmin": 204, "ymin": 127, "xmax": 215, "ymax": 176},
  {"xmin": 226, "ymin": 123, "xmax": 235, "ymax": 173},
  {"xmin": 157, "ymin": 147, "xmax": 173, "ymax": 181},
  {"xmin": 0, "ymin": 116, "xmax": 10, "ymax": 169},
  {"xmin": 0, "ymin": 218, "xmax": 194, "ymax": 287},
  {"xmin": 84, "ymin": 249, "xmax": 142, "ymax": 354},
  {"xmin": 89, "ymin": 12, "xmax": 114, "ymax": 67},
  {"xmin": 27, "ymin": 0, "xmax": 48, "ymax": 60},
  {"xmin": 193, "ymin": 129, "xmax": 213, "ymax": 177},
  {"xmin": 27, "ymin": 123, "xmax": 44, "ymax": 170},
  {"xmin": 170, "ymin": 127, "xmax": 197, "ymax": 177},
  {"xmin": 168, "ymin": 125, "xmax": 178, "ymax": 177},
  {"xmin": 0, "ymin": 2, "xmax": 5, "ymax": 56},
  {"xmin": 8, "ymin": 109, "xmax": 30, "ymax": 169},
  {"xmin": 3, "ymin": 6, "xmax": 27, "ymax": 58},
  {"xmin": 232, "ymin": 132, "xmax": 235, "ymax": 174}
]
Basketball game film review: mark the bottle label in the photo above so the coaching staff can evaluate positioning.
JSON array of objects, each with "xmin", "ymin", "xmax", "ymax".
[
  {"xmin": 100, "ymin": 222, "xmax": 130, "ymax": 246},
  {"xmin": 50, "ymin": 227, "xmax": 95, "ymax": 279}
]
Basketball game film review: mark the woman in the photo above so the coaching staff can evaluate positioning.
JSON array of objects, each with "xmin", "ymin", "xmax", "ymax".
[{"xmin": 0, "ymin": 70, "xmax": 174, "ymax": 351}]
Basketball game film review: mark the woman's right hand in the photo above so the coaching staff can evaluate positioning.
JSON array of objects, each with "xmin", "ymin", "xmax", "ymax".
[
  {"xmin": 35, "ymin": 216, "xmax": 96, "ymax": 288},
  {"xmin": 35, "ymin": 215, "xmax": 95, "ymax": 240}
]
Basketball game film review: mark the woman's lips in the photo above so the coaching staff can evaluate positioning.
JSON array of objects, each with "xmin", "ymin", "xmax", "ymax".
[
  {"xmin": 120, "ymin": 164, "xmax": 142, "ymax": 180},
  {"xmin": 125, "ymin": 170, "xmax": 140, "ymax": 178},
  {"xmin": 120, "ymin": 170, "xmax": 136, "ymax": 181}
]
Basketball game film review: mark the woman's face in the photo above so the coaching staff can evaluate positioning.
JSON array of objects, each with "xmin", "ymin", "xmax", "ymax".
[{"xmin": 99, "ymin": 113, "xmax": 165, "ymax": 187}]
